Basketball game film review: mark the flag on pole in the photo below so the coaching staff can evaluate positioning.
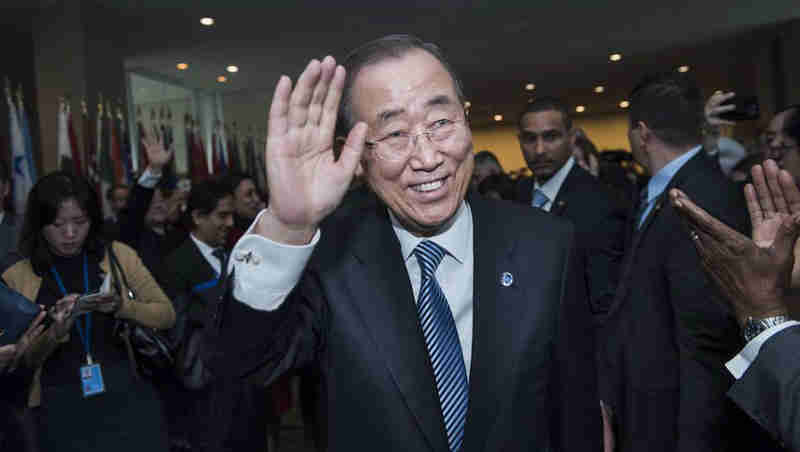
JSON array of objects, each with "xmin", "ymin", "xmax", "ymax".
[
  {"xmin": 16, "ymin": 88, "xmax": 37, "ymax": 183},
  {"xmin": 98, "ymin": 100, "xmax": 114, "ymax": 219},
  {"xmin": 118, "ymin": 106, "xmax": 133, "ymax": 184},
  {"xmin": 57, "ymin": 99, "xmax": 83, "ymax": 175},
  {"xmin": 82, "ymin": 99, "xmax": 94, "ymax": 180},
  {"xmin": 109, "ymin": 103, "xmax": 124, "ymax": 185},
  {"xmin": 192, "ymin": 119, "xmax": 209, "ymax": 183},
  {"xmin": 7, "ymin": 88, "xmax": 33, "ymax": 215}
]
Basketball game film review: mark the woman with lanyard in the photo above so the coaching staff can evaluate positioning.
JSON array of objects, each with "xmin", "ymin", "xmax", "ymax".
[{"xmin": 2, "ymin": 171, "xmax": 175, "ymax": 452}]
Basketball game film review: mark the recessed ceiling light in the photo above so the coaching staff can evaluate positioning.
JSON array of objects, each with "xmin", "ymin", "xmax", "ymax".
[
  {"xmin": 609, "ymin": 53, "xmax": 622, "ymax": 62},
  {"xmin": 217, "ymin": 75, "xmax": 227, "ymax": 83},
  {"xmin": 226, "ymin": 65, "xmax": 239, "ymax": 73},
  {"xmin": 493, "ymin": 114, "xmax": 503, "ymax": 122},
  {"xmin": 176, "ymin": 63, "xmax": 188, "ymax": 70},
  {"xmin": 677, "ymin": 65, "xmax": 690, "ymax": 73},
  {"xmin": 464, "ymin": 101, "xmax": 471, "ymax": 108},
  {"xmin": 525, "ymin": 83, "xmax": 536, "ymax": 91},
  {"xmin": 200, "ymin": 17, "xmax": 215, "ymax": 26},
  {"xmin": 594, "ymin": 85, "xmax": 605, "ymax": 94},
  {"xmin": 619, "ymin": 100, "xmax": 630, "ymax": 109},
  {"xmin": 575, "ymin": 105, "xmax": 586, "ymax": 113}
]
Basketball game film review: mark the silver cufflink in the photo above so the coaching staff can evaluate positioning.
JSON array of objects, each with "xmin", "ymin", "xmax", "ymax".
[
  {"xmin": 234, "ymin": 251, "xmax": 260, "ymax": 265},
  {"xmin": 500, "ymin": 272, "xmax": 513, "ymax": 287}
]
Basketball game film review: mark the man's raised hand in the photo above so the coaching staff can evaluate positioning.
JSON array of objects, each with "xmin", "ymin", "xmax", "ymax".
[
  {"xmin": 256, "ymin": 56, "xmax": 367, "ymax": 245},
  {"xmin": 142, "ymin": 131, "xmax": 173, "ymax": 172}
]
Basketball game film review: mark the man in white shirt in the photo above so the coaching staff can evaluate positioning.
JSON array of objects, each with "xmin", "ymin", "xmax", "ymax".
[
  {"xmin": 669, "ymin": 159, "xmax": 800, "ymax": 450},
  {"xmin": 209, "ymin": 35, "xmax": 601, "ymax": 452}
]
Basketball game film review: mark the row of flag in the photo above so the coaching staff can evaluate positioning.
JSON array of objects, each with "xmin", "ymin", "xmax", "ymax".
[{"xmin": 5, "ymin": 84, "xmax": 267, "ymax": 218}]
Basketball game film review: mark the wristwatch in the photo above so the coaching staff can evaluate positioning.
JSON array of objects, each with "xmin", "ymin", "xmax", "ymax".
[{"xmin": 743, "ymin": 315, "xmax": 790, "ymax": 342}]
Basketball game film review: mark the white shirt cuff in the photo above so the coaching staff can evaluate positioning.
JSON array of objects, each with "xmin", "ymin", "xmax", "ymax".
[
  {"xmin": 726, "ymin": 320, "xmax": 800, "ymax": 379},
  {"xmin": 229, "ymin": 209, "xmax": 321, "ymax": 312},
  {"xmin": 137, "ymin": 167, "xmax": 163, "ymax": 189}
]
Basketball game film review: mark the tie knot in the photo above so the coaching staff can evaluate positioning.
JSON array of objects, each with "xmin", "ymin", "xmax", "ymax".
[
  {"xmin": 413, "ymin": 240, "xmax": 446, "ymax": 279},
  {"xmin": 212, "ymin": 247, "xmax": 227, "ymax": 262},
  {"xmin": 532, "ymin": 188, "xmax": 549, "ymax": 209}
]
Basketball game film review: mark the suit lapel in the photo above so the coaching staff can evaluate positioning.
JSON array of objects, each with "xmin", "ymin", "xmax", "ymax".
[
  {"xmin": 349, "ymin": 206, "xmax": 450, "ymax": 452},
  {"xmin": 182, "ymin": 238, "xmax": 217, "ymax": 285},
  {"xmin": 462, "ymin": 196, "xmax": 523, "ymax": 452}
]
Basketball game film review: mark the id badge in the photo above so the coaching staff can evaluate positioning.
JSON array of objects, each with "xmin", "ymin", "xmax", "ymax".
[{"xmin": 80, "ymin": 363, "xmax": 105, "ymax": 397}]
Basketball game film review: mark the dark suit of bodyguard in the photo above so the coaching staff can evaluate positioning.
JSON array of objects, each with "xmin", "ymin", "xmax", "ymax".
[
  {"xmin": 600, "ymin": 73, "xmax": 775, "ymax": 452},
  {"xmin": 207, "ymin": 36, "xmax": 601, "ymax": 451}
]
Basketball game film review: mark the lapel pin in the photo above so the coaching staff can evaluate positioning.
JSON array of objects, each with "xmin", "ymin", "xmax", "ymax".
[{"xmin": 500, "ymin": 272, "xmax": 514, "ymax": 287}]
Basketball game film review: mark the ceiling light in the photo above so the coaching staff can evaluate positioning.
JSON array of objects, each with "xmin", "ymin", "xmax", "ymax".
[
  {"xmin": 200, "ymin": 17, "xmax": 215, "ymax": 26},
  {"xmin": 176, "ymin": 63, "xmax": 188, "ymax": 70},
  {"xmin": 575, "ymin": 105, "xmax": 586, "ymax": 113},
  {"xmin": 226, "ymin": 65, "xmax": 239, "ymax": 73},
  {"xmin": 594, "ymin": 85, "xmax": 605, "ymax": 94},
  {"xmin": 677, "ymin": 65, "xmax": 690, "ymax": 73},
  {"xmin": 525, "ymin": 83, "xmax": 536, "ymax": 91},
  {"xmin": 619, "ymin": 100, "xmax": 630, "ymax": 109},
  {"xmin": 609, "ymin": 53, "xmax": 622, "ymax": 62},
  {"xmin": 464, "ymin": 101, "xmax": 471, "ymax": 108},
  {"xmin": 493, "ymin": 114, "xmax": 503, "ymax": 122},
  {"xmin": 216, "ymin": 75, "xmax": 227, "ymax": 83}
]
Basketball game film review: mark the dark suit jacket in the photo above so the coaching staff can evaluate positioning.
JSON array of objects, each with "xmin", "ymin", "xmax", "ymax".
[
  {"xmin": 600, "ymin": 152, "xmax": 765, "ymax": 452},
  {"xmin": 729, "ymin": 325, "xmax": 800, "ymax": 450},
  {"xmin": 0, "ymin": 213, "xmax": 22, "ymax": 270},
  {"xmin": 209, "ymin": 195, "xmax": 601, "ymax": 452},
  {"xmin": 515, "ymin": 165, "xmax": 627, "ymax": 320},
  {"xmin": 162, "ymin": 237, "xmax": 219, "ymax": 332},
  {"xmin": 118, "ymin": 183, "xmax": 187, "ymax": 280}
]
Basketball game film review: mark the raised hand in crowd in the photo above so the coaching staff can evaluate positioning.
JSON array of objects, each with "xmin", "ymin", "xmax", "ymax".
[
  {"xmin": 256, "ymin": 56, "xmax": 367, "ymax": 245},
  {"xmin": 142, "ymin": 131, "xmax": 174, "ymax": 172},
  {"xmin": 0, "ymin": 310, "xmax": 47, "ymax": 374},
  {"xmin": 669, "ymin": 159, "xmax": 800, "ymax": 323}
]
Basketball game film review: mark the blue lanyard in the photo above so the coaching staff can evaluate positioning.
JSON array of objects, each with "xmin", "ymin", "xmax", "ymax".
[{"xmin": 50, "ymin": 253, "xmax": 92, "ymax": 361}]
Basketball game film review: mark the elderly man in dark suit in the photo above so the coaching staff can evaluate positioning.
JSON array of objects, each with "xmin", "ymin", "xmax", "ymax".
[
  {"xmin": 513, "ymin": 97, "xmax": 626, "ymax": 320},
  {"xmin": 599, "ymin": 73, "xmax": 771, "ymax": 452},
  {"xmin": 210, "ymin": 35, "xmax": 601, "ymax": 452}
]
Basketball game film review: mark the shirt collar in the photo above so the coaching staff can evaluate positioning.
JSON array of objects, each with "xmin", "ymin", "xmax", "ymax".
[
  {"xmin": 534, "ymin": 156, "xmax": 575, "ymax": 202},
  {"xmin": 390, "ymin": 200, "xmax": 471, "ymax": 265},
  {"xmin": 0, "ymin": 211, "xmax": 5, "ymax": 224},
  {"xmin": 190, "ymin": 233, "xmax": 217, "ymax": 256},
  {"xmin": 646, "ymin": 145, "xmax": 702, "ymax": 203}
]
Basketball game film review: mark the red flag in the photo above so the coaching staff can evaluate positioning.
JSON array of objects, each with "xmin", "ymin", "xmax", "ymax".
[
  {"xmin": 67, "ymin": 108, "xmax": 83, "ymax": 176},
  {"xmin": 82, "ymin": 99, "xmax": 94, "ymax": 180},
  {"xmin": 192, "ymin": 122, "xmax": 208, "ymax": 183}
]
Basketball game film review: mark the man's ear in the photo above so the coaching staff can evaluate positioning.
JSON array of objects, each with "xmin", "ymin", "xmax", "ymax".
[{"xmin": 637, "ymin": 121, "xmax": 652, "ymax": 144}]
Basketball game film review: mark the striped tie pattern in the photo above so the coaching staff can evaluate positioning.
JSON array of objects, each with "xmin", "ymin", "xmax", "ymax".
[{"xmin": 413, "ymin": 240, "xmax": 469, "ymax": 452}]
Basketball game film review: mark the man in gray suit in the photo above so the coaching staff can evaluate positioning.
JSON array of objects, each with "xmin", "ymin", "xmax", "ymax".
[
  {"xmin": 0, "ymin": 159, "xmax": 22, "ymax": 268},
  {"xmin": 670, "ymin": 159, "xmax": 800, "ymax": 451}
]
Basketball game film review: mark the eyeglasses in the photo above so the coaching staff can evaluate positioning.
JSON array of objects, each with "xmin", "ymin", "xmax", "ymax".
[{"xmin": 365, "ymin": 118, "xmax": 467, "ymax": 162}]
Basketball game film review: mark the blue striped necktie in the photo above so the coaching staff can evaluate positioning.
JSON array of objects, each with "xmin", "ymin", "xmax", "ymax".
[{"xmin": 413, "ymin": 240, "xmax": 469, "ymax": 452}]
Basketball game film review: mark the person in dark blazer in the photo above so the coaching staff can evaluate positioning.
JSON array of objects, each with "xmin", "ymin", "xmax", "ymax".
[
  {"xmin": 513, "ymin": 97, "xmax": 627, "ymax": 319},
  {"xmin": 599, "ymin": 73, "xmax": 770, "ymax": 452},
  {"xmin": 668, "ymin": 159, "xmax": 800, "ymax": 451},
  {"xmin": 161, "ymin": 178, "xmax": 268, "ymax": 452},
  {"xmin": 209, "ymin": 35, "xmax": 601, "ymax": 452},
  {"xmin": 117, "ymin": 135, "xmax": 187, "ymax": 279},
  {"xmin": 0, "ymin": 159, "xmax": 22, "ymax": 269}
]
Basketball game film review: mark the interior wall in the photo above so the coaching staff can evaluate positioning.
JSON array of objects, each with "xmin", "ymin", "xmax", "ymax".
[{"xmin": 471, "ymin": 113, "xmax": 632, "ymax": 172}]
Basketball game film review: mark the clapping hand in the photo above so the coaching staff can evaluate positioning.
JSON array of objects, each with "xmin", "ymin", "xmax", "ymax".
[
  {"xmin": 669, "ymin": 159, "xmax": 800, "ymax": 324},
  {"xmin": 255, "ymin": 56, "xmax": 368, "ymax": 245}
]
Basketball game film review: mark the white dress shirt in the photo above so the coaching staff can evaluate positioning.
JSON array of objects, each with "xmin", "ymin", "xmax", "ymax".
[
  {"xmin": 0, "ymin": 211, "xmax": 5, "ymax": 224},
  {"xmin": 190, "ymin": 233, "xmax": 223, "ymax": 276},
  {"xmin": 138, "ymin": 166, "xmax": 163, "ymax": 189},
  {"xmin": 533, "ymin": 156, "xmax": 575, "ymax": 212},
  {"xmin": 230, "ymin": 202, "xmax": 475, "ymax": 376},
  {"xmin": 726, "ymin": 320, "xmax": 800, "ymax": 379}
]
